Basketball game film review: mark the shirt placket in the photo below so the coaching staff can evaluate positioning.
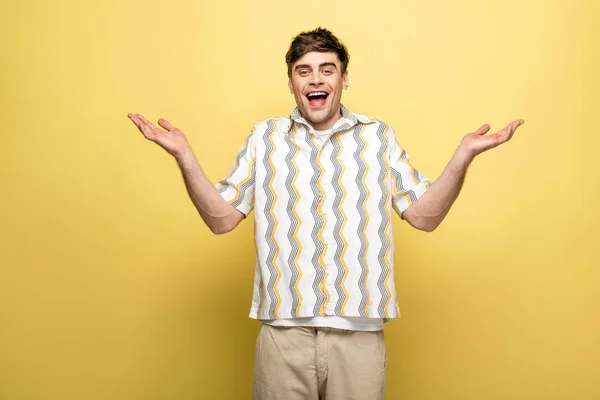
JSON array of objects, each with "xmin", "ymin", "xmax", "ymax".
[
  {"xmin": 319, "ymin": 136, "xmax": 342, "ymax": 317},
  {"xmin": 298, "ymin": 118, "xmax": 354, "ymax": 318},
  {"xmin": 319, "ymin": 159, "xmax": 330, "ymax": 316}
]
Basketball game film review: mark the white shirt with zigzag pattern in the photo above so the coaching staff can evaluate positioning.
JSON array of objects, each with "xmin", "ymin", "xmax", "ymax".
[{"xmin": 216, "ymin": 106, "xmax": 431, "ymax": 325}]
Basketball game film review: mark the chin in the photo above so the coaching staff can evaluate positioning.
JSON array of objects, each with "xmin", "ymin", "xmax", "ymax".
[
  {"xmin": 307, "ymin": 116, "xmax": 328, "ymax": 127},
  {"xmin": 308, "ymin": 109, "xmax": 329, "ymax": 120}
]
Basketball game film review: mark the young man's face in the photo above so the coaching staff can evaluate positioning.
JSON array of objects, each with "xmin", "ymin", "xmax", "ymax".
[{"xmin": 288, "ymin": 51, "xmax": 349, "ymax": 131}]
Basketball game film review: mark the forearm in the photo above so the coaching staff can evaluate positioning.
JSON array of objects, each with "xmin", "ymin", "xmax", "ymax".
[
  {"xmin": 403, "ymin": 147, "xmax": 473, "ymax": 232},
  {"xmin": 398, "ymin": 119, "xmax": 524, "ymax": 232},
  {"xmin": 176, "ymin": 149, "xmax": 242, "ymax": 234}
]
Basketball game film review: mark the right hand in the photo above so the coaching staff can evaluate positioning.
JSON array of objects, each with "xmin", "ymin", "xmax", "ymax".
[{"xmin": 128, "ymin": 113, "xmax": 191, "ymax": 159}]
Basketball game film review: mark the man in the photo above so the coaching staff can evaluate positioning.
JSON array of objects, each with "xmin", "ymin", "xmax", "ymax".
[{"xmin": 128, "ymin": 27, "xmax": 523, "ymax": 400}]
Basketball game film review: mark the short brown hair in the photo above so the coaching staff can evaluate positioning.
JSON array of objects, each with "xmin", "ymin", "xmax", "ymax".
[{"xmin": 285, "ymin": 27, "xmax": 350, "ymax": 78}]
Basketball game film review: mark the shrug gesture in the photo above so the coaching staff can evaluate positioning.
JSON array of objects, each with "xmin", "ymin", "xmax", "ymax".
[{"xmin": 127, "ymin": 113, "xmax": 245, "ymax": 234}]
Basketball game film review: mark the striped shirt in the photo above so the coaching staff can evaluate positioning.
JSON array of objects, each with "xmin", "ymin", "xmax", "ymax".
[{"xmin": 216, "ymin": 106, "xmax": 431, "ymax": 321}]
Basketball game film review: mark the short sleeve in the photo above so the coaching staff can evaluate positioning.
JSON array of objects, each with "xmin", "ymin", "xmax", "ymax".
[
  {"xmin": 215, "ymin": 129, "xmax": 256, "ymax": 216},
  {"xmin": 388, "ymin": 126, "xmax": 432, "ymax": 216}
]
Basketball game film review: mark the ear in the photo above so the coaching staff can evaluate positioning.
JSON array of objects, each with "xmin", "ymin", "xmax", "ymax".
[
  {"xmin": 288, "ymin": 79, "xmax": 293, "ymax": 94},
  {"xmin": 343, "ymin": 71, "xmax": 349, "ymax": 89}
]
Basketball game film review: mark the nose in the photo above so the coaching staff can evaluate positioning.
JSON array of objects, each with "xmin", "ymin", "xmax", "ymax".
[{"xmin": 310, "ymin": 70, "xmax": 323, "ymax": 85}]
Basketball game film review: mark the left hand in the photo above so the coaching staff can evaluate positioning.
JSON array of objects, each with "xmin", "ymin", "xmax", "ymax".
[{"xmin": 460, "ymin": 119, "xmax": 525, "ymax": 159}]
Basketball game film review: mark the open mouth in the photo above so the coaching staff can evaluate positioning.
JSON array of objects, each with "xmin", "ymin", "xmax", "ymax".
[{"xmin": 306, "ymin": 91, "xmax": 329, "ymax": 108}]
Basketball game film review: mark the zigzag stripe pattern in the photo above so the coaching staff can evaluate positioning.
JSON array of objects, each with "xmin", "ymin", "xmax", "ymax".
[
  {"xmin": 331, "ymin": 133, "xmax": 349, "ymax": 316},
  {"xmin": 307, "ymin": 135, "xmax": 327, "ymax": 316},
  {"xmin": 216, "ymin": 107, "xmax": 431, "ymax": 322},
  {"xmin": 262, "ymin": 120, "xmax": 281, "ymax": 319},
  {"xmin": 375, "ymin": 122, "xmax": 392, "ymax": 318},
  {"xmin": 283, "ymin": 132, "xmax": 302, "ymax": 317},
  {"xmin": 354, "ymin": 124, "xmax": 370, "ymax": 317}
]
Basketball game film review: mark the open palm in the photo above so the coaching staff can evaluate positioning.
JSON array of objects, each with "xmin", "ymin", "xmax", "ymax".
[
  {"xmin": 462, "ymin": 119, "xmax": 525, "ymax": 158},
  {"xmin": 128, "ymin": 113, "xmax": 190, "ymax": 158}
]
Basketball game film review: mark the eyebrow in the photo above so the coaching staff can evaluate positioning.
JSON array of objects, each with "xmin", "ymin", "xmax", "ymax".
[{"xmin": 294, "ymin": 62, "xmax": 338, "ymax": 71}]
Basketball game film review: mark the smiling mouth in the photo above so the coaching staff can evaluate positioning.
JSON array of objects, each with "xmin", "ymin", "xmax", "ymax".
[{"xmin": 306, "ymin": 91, "xmax": 329, "ymax": 108}]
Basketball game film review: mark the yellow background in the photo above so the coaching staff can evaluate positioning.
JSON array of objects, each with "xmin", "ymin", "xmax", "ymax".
[{"xmin": 1, "ymin": 0, "xmax": 598, "ymax": 398}]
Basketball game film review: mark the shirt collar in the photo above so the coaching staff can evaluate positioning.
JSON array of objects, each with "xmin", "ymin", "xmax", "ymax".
[{"xmin": 288, "ymin": 105, "xmax": 374, "ymax": 134}]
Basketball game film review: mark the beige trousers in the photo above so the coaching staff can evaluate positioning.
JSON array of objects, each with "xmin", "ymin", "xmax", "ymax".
[{"xmin": 253, "ymin": 325, "xmax": 387, "ymax": 400}]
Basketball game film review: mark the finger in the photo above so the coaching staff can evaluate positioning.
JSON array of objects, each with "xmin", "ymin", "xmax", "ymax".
[
  {"xmin": 128, "ymin": 113, "xmax": 142, "ymax": 127},
  {"xmin": 514, "ymin": 119, "xmax": 525, "ymax": 130},
  {"xmin": 137, "ymin": 114, "xmax": 165, "ymax": 139},
  {"xmin": 136, "ymin": 114, "xmax": 159, "ymax": 131},
  {"xmin": 509, "ymin": 119, "xmax": 522, "ymax": 130},
  {"xmin": 507, "ymin": 119, "xmax": 525, "ymax": 139},
  {"xmin": 158, "ymin": 118, "xmax": 175, "ymax": 131},
  {"xmin": 507, "ymin": 119, "xmax": 524, "ymax": 134},
  {"xmin": 496, "ymin": 120, "xmax": 523, "ymax": 142},
  {"xmin": 129, "ymin": 114, "xmax": 149, "ymax": 134},
  {"xmin": 475, "ymin": 123, "xmax": 491, "ymax": 135},
  {"xmin": 505, "ymin": 119, "xmax": 524, "ymax": 132},
  {"xmin": 129, "ymin": 114, "xmax": 156, "ymax": 139}
]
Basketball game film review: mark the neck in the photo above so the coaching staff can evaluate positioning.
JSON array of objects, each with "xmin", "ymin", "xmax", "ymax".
[{"xmin": 302, "ymin": 107, "xmax": 343, "ymax": 131}]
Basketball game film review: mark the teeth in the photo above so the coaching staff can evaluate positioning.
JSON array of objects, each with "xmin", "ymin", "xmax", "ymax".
[{"xmin": 307, "ymin": 92, "xmax": 327, "ymax": 98}]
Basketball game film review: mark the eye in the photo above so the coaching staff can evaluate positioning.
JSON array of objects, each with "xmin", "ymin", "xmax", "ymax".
[
  {"xmin": 298, "ymin": 70, "xmax": 309, "ymax": 77},
  {"xmin": 322, "ymin": 69, "xmax": 334, "ymax": 75}
]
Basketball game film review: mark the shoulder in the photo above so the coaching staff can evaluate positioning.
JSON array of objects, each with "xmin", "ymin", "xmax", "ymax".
[
  {"xmin": 251, "ymin": 116, "xmax": 293, "ymax": 137},
  {"xmin": 348, "ymin": 110, "xmax": 392, "ymax": 131},
  {"xmin": 347, "ymin": 112, "xmax": 400, "ymax": 148}
]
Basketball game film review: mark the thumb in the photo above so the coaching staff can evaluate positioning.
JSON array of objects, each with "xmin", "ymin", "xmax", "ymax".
[
  {"xmin": 475, "ymin": 123, "xmax": 491, "ymax": 135},
  {"xmin": 158, "ymin": 118, "xmax": 176, "ymax": 131}
]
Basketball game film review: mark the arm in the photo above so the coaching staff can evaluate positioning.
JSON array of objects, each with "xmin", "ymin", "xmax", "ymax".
[
  {"xmin": 402, "ymin": 119, "xmax": 525, "ymax": 232},
  {"xmin": 128, "ymin": 113, "xmax": 244, "ymax": 235},
  {"xmin": 175, "ymin": 149, "xmax": 246, "ymax": 234}
]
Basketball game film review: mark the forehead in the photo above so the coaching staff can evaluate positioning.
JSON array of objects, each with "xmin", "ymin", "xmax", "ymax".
[{"xmin": 292, "ymin": 51, "xmax": 342, "ymax": 68}]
